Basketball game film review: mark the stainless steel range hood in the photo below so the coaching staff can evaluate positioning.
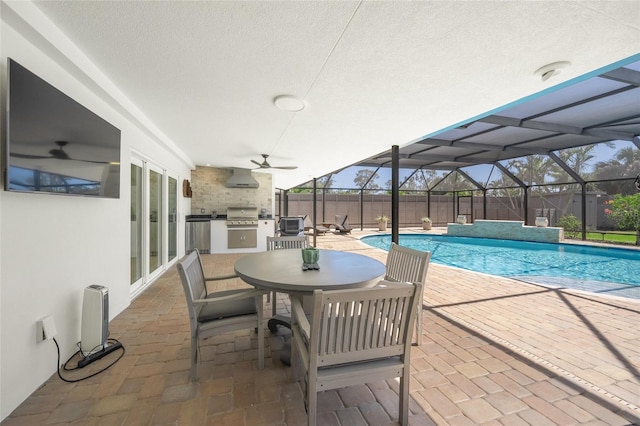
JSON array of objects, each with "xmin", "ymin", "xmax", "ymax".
[{"xmin": 226, "ymin": 168, "xmax": 259, "ymax": 188}]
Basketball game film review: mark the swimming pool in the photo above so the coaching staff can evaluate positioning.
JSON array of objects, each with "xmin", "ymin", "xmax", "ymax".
[{"xmin": 362, "ymin": 234, "xmax": 640, "ymax": 299}]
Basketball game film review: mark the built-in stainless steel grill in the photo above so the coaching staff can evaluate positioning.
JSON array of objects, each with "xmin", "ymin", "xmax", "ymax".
[{"xmin": 226, "ymin": 207, "xmax": 259, "ymax": 227}]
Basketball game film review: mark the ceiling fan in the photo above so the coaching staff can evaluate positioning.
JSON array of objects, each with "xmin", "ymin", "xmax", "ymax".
[
  {"xmin": 11, "ymin": 140, "xmax": 109, "ymax": 164},
  {"xmin": 251, "ymin": 154, "xmax": 297, "ymax": 170}
]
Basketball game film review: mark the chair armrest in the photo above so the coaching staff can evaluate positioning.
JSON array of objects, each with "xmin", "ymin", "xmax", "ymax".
[
  {"xmin": 290, "ymin": 296, "xmax": 310, "ymax": 341},
  {"xmin": 375, "ymin": 279, "xmax": 412, "ymax": 289},
  {"xmin": 204, "ymin": 273, "xmax": 238, "ymax": 282},
  {"xmin": 193, "ymin": 288, "xmax": 266, "ymax": 305}
]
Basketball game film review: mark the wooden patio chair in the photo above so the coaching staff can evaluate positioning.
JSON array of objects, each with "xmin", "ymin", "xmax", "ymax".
[
  {"xmin": 302, "ymin": 214, "xmax": 329, "ymax": 235},
  {"xmin": 384, "ymin": 242, "xmax": 431, "ymax": 345},
  {"xmin": 177, "ymin": 249, "xmax": 266, "ymax": 381},
  {"xmin": 266, "ymin": 235, "xmax": 309, "ymax": 318},
  {"xmin": 290, "ymin": 281, "xmax": 422, "ymax": 426}
]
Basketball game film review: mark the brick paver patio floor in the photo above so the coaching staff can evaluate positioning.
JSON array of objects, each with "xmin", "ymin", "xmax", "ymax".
[{"xmin": 4, "ymin": 229, "xmax": 639, "ymax": 425}]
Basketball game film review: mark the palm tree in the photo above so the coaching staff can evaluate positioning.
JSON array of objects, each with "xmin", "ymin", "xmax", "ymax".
[
  {"xmin": 435, "ymin": 171, "xmax": 475, "ymax": 192},
  {"xmin": 488, "ymin": 166, "xmax": 524, "ymax": 215},
  {"xmin": 594, "ymin": 146, "xmax": 640, "ymax": 195},
  {"xmin": 545, "ymin": 145, "xmax": 599, "ymax": 216},
  {"xmin": 549, "ymin": 145, "xmax": 597, "ymax": 188},
  {"xmin": 508, "ymin": 155, "xmax": 554, "ymax": 190}
]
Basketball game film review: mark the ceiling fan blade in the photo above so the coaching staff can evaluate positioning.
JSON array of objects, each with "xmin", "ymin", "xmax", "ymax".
[
  {"xmin": 10, "ymin": 152, "xmax": 51, "ymax": 159},
  {"xmin": 251, "ymin": 154, "xmax": 296, "ymax": 169},
  {"xmin": 76, "ymin": 158, "xmax": 112, "ymax": 164},
  {"xmin": 11, "ymin": 151, "xmax": 109, "ymax": 164}
]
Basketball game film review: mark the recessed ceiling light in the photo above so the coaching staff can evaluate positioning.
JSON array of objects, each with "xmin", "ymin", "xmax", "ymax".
[
  {"xmin": 274, "ymin": 95, "xmax": 305, "ymax": 112},
  {"xmin": 534, "ymin": 61, "xmax": 571, "ymax": 82}
]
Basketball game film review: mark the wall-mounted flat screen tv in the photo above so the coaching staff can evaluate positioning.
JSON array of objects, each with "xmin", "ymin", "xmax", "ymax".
[{"xmin": 5, "ymin": 58, "xmax": 121, "ymax": 198}]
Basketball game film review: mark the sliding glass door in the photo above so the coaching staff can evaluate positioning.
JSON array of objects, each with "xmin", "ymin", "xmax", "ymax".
[
  {"xmin": 148, "ymin": 165, "xmax": 163, "ymax": 277},
  {"xmin": 131, "ymin": 162, "xmax": 143, "ymax": 285},
  {"xmin": 130, "ymin": 156, "xmax": 179, "ymax": 297},
  {"xmin": 168, "ymin": 176, "xmax": 178, "ymax": 262}
]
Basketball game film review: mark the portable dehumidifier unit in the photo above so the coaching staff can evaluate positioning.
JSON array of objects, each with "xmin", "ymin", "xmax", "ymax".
[{"xmin": 80, "ymin": 285, "xmax": 109, "ymax": 356}]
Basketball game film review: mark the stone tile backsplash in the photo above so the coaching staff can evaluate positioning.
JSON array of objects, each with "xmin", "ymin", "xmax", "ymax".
[{"xmin": 190, "ymin": 166, "xmax": 273, "ymax": 215}]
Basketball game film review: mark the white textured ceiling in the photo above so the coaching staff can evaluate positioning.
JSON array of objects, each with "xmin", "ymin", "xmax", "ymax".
[{"xmin": 26, "ymin": 1, "xmax": 640, "ymax": 188}]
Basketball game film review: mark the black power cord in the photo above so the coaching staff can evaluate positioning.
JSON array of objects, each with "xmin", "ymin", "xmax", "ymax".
[{"xmin": 53, "ymin": 337, "xmax": 125, "ymax": 383}]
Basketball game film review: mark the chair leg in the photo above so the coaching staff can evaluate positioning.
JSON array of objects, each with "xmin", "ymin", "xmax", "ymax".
[
  {"xmin": 190, "ymin": 336, "xmax": 198, "ymax": 382},
  {"xmin": 255, "ymin": 294, "xmax": 265, "ymax": 370},
  {"xmin": 307, "ymin": 388, "xmax": 317, "ymax": 426},
  {"xmin": 258, "ymin": 312, "xmax": 264, "ymax": 371},
  {"xmin": 272, "ymin": 291, "xmax": 277, "ymax": 317},
  {"xmin": 399, "ymin": 368, "xmax": 409, "ymax": 426},
  {"xmin": 307, "ymin": 371, "xmax": 317, "ymax": 426},
  {"xmin": 415, "ymin": 304, "xmax": 423, "ymax": 346}
]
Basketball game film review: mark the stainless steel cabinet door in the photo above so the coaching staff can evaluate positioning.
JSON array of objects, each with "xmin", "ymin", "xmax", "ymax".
[
  {"xmin": 228, "ymin": 229, "xmax": 257, "ymax": 249},
  {"xmin": 194, "ymin": 222, "xmax": 211, "ymax": 253}
]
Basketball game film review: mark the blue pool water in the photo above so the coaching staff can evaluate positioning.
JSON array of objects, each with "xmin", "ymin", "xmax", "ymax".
[{"xmin": 362, "ymin": 234, "xmax": 640, "ymax": 298}]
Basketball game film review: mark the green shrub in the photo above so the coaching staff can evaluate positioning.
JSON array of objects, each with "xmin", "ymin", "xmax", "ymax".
[
  {"xmin": 605, "ymin": 193, "xmax": 640, "ymax": 245},
  {"xmin": 557, "ymin": 214, "xmax": 582, "ymax": 239}
]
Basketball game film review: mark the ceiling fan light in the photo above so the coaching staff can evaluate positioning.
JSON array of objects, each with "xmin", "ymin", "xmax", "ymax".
[
  {"xmin": 274, "ymin": 95, "xmax": 305, "ymax": 112},
  {"xmin": 534, "ymin": 61, "xmax": 571, "ymax": 82}
]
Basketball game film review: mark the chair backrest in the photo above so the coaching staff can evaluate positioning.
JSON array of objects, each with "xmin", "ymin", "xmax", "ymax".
[
  {"xmin": 302, "ymin": 214, "xmax": 313, "ymax": 229},
  {"xmin": 334, "ymin": 214, "xmax": 348, "ymax": 226},
  {"xmin": 308, "ymin": 282, "xmax": 422, "ymax": 367},
  {"xmin": 266, "ymin": 235, "xmax": 309, "ymax": 250},
  {"xmin": 176, "ymin": 249, "xmax": 208, "ymax": 326},
  {"xmin": 384, "ymin": 242, "xmax": 431, "ymax": 285}
]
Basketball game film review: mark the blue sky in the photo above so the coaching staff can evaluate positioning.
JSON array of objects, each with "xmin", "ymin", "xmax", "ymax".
[{"xmin": 319, "ymin": 139, "xmax": 631, "ymax": 190}]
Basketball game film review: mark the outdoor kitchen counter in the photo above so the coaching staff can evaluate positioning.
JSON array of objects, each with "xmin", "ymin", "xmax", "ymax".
[{"xmin": 210, "ymin": 218, "xmax": 275, "ymax": 254}]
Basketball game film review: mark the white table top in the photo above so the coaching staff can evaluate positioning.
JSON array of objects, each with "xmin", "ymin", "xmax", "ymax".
[{"xmin": 234, "ymin": 249, "xmax": 386, "ymax": 294}]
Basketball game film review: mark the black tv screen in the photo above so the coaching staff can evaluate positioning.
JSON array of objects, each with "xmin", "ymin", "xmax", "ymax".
[{"xmin": 5, "ymin": 58, "xmax": 121, "ymax": 198}]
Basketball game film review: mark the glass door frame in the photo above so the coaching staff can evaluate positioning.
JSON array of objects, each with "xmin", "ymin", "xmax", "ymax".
[
  {"xmin": 130, "ymin": 159, "xmax": 144, "ymax": 292},
  {"xmin": 146, "ymin": 162, "xmax": 165, "ymax": 284},
  {"xmin": 130, "ymin": 154, "xmax": 181, "ymax": 298},
  {"xmin": 166, "ymin": 174, "xmax": 178, "ymax": 264}
]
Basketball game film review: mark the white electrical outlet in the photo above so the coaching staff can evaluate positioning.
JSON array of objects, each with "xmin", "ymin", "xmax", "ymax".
[{"xmin": 36, "ymin": 315, "xmax": 57, "ymax": 342}]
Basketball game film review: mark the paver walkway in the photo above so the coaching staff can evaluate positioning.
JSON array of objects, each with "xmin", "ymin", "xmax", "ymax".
[{"xmin": 3, "ymin": 229, "xmax": 639, "ymax": 425}]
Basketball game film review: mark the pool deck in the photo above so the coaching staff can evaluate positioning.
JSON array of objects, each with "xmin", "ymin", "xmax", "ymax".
[{"xmin": 4, "ymin": 228, "xmax": 639, "ymax": 425}]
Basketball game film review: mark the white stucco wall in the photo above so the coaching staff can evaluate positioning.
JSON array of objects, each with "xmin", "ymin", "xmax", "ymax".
[{"xmin": 0, "ymin": 3, "xmax": 193, "ymax": 419}]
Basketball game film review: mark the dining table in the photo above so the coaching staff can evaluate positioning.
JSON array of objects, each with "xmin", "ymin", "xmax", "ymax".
[{"xmin": 234, "ymin": 248, "xmax": 386, "ymax": 364}]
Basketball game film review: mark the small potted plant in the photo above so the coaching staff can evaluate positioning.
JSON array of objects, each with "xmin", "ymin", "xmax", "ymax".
[
  {"xmin": 376, "ymin": 215, "xmax": 389, "ymax": 231},
  {"xmin": 421, "ymin": 217, "xmax": 432, "ymax": 230}
]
